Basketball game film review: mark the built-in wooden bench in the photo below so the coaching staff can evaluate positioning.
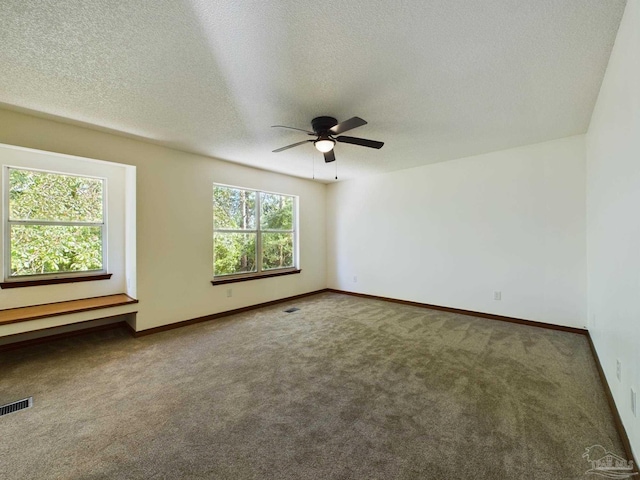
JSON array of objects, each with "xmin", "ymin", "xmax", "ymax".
[{"xmin": 0, "ymin": 294, "xmax": 138, "ymax": 326}]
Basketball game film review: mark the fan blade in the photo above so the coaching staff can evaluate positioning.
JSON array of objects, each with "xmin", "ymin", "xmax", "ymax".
[
  {"xmin": 271, "ymin": 125, "xmax": 315, "ymax": 135},
  {"xmin": 272, "ymin": 140, "xmax": 312, "ymax": 153},
  {"xmin": 336, "ymin": 136, "xmax": 384, "ymax": 149},
  {"xmin": 323, "ymin": 149, "xmax": 336, "ymax": 163},
  {"xmin": 329, "ymin": 117, "xmax": 367, "ymax": 135}
]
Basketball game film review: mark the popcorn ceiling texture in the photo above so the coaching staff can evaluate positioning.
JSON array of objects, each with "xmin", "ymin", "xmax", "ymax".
[{"xmin": 0, "ymin": 0, "xmax": 626, "ymax": 181}]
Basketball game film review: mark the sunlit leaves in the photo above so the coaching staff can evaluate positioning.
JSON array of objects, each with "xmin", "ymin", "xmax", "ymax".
[
  {"xmin": 213, "ymin": 186, "xmax": 295, "ymax": 276},
  {"xmin": 11, "ymin": 226, "xmax": 102, "ymax": 276},
  {"xmin": 8, "ymin": 168, "xmax": 104, "ymax": 277},
  {"xmin": 10, "ymin": 169, "xmax": 103, "ymax": 222},
  {"xmin": 214, "ymin": 233, "xmax": 256, "ymax": 275},
  {"xmin": 260, "ymin": 193, "xmax": 293, "ymax": 230},
  {"xmin": 262, "ymin": 233, "xmax": 293, "ymax": 270},
  {"xmin": 213, "ymin": 186, "xmax": 255, "ymax": 229},
  {"xmin": 260, "ymin": 193, "xmax": 294, "ymax": 271}
]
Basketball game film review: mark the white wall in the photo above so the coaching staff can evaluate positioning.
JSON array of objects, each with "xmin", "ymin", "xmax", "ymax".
[
  {"xmin": 327, "ymin": 135, "xmax": 586, "ymax": 328},
  {"xmin": 586, "ymin": 0, "xmax": 640, "ymax": 458},
  {"xmin": 0, "ymin": 108, "xmax": 326, "ymax": 333}
]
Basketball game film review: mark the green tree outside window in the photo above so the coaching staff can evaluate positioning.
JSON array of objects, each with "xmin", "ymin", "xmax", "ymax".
[
  {"xmin": 7, "ymin": 168, "xmax": 105, "ymax": 277},
  {"xmin": 213, "ymin": 185, "xmax": 295, "ymax": 276}
]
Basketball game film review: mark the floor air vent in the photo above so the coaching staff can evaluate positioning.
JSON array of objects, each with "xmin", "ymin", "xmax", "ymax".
[
  {"xmin": 284, "ymin": 307, "xmax": 300, "ymax": 313},
  {"xmin": 0, "ymin": 397, "xmax": 33, "ymax": 417}
]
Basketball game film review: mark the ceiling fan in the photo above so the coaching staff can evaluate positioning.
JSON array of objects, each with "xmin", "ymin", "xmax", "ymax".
[{"xmin": 271, "ymin": 116, "xmax": 384, "ymax": 163}]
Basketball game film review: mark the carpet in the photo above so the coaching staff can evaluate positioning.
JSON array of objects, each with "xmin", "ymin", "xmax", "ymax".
[{"xmin": 0, "ymin": 292, "xmax": 624, "ymax": 479}]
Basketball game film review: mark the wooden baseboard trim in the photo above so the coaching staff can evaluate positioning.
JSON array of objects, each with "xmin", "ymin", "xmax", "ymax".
[
  {"xmin": 326, "ymin": 289, "xmax": 587, "ymax": 335},
  {"xmin": 586, "ymin": 333, "xmax": 639, "ymax": 474},
  {"xmin": 132, "ymin": 289, "xmax": 330, "ymax": 337},
  {"xmin": 0, "ymin": 319, "xmax": 131, "ymax": 353}
]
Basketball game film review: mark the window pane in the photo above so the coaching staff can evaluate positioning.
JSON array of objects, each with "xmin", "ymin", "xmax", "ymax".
[
  {"xmin": 214, "ymin": 186, "xmax": 256, "ymax": 230},
  {"xmin": 262, "ymin": 232, "xmax": 294, "ymax": 270},
  {"xmin": 10, "ymin": 225, "xmax": 103, "ymax": 276},
  {"xmin": 9, "ymin": 169, "xmax": 103, "ymax": 222},
  {"xmin": 260, "ymin": 193, "xmax": 293, "ymax": 230},
  {"xmin": 214, "ymin": 232, "xmax": 257, "ymax": 275}
]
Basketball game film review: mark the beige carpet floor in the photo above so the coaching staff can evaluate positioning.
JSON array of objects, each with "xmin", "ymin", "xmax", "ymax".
[{"xmin": 0, "ymin": 292, "xmax": 625, "ymax": 479}]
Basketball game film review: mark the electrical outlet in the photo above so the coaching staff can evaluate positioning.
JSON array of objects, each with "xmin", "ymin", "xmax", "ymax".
[
  {"xmin": 226, "ymin": 288, "xmax": 232, "ymax": 298},
  {"xmin": 353, "ymin": 276, "xmax": 358, "ymax": 283},
  {"xmin": 631, "ymin": 388, "xmax": 637, "ymax": 417},
  {"xmin": 616, "ymin": 359, "xmax": 622, "ymax": 382},
  {"xmin": 494, "ymin": 291, "xmax": 501, "ymax": 301}
]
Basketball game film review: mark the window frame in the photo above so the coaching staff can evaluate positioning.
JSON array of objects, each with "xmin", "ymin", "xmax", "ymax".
[
  {"xmin": 212, "ymin": 183, "xmax": 298, "ymax": 282},
  {"xmin": 3, "ymin": 165, "xmax": 108, "ymax": 283}
]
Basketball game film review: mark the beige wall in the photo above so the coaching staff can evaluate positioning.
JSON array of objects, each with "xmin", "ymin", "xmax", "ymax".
[{"xmin": 0, "ymin": 108, "xmax": 327, "ymax": 333}]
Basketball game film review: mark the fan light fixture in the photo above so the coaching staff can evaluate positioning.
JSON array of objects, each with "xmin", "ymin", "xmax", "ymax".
[
  {"xmin": 314, "ymin": 138, "xmax": 335, "ymax": 153},
  {"xmin": 272, "ymin": 116, "xmax": 384, "ymax": 163}
]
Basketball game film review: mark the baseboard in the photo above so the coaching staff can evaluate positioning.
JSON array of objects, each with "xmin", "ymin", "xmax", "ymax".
[
  {"xmin": 132, "ymin": 289, "xmax": 330, "ymax": 337},
  {"xmin": 327, "ymin": 289, "xmax": 587, "ymax": 335},
  {"xmin": 586, "ymin": 333, "xmax": 639, "ymax": 474}
]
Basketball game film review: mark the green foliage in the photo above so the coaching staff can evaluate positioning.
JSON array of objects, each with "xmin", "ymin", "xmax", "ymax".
[
  {"xmin": 262, "ymin": 233, "xmax": 294, "ymax": 270},
  {"xmin": 11, "ymin": 226, "xmax": 103, "ymax": 275},
  {"xmin": 213, "ymin": 233, "xmax": 257, "ymax": 275},
  {"xmin": 260, "ymin": 193, "xmax": 293, "ymax": 230},
  {"xmin": 10, "ymin": 169, "xmax": 103, "ymax": 222},
  {"xmin": 9, "ymin": 169, "xmax": 104, "ymax": 277},
  {"xmin": 213, "ymin": 186, "xmax": 294, "ymax": 276},
  {"xmin": 213, "ymin": 186, "xmax": 255, "ymax": 229}
]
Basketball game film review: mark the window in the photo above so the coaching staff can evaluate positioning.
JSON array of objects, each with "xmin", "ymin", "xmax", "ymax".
[
  {"xmin": 213, "ymin": 184, "xmax": 297, "ymax": 279},
  {"xmin": 4, "ymin": 167, "xmax": 106, "ymax": 281}
]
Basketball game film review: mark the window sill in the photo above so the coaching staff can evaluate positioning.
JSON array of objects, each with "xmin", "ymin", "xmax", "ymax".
[
  {"xmin": 211, "ymin": 269, "xmax": 301, "ymax": 286},
  {"xmin": 0, "ymin": 273, "xmax": 113, "ymax": 289}
]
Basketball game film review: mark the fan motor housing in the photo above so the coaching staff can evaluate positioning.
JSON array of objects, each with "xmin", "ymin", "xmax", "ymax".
[{"xmin": 311, "ymin": 116, "xmax": 338, "ymax": 134}]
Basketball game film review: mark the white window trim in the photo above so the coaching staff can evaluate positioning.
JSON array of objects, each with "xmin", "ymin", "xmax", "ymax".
[
  {"xmin": 213, "ymin": 183, "xmax": 298, "ymax": 279},
  {"xmin": 3, "ymin": 165, "xmax": 108, "ymax": 282}
]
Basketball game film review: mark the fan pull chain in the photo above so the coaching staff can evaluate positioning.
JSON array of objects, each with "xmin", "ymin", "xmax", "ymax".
[{"xmin": 335, "ymin": 160, "xmax": 338, "ymax": 180}]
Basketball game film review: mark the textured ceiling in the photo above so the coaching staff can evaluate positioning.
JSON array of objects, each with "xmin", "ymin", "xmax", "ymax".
[{"xmin": 0, "ymin": 0, "xmax": 626, "ymax": 182}]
